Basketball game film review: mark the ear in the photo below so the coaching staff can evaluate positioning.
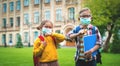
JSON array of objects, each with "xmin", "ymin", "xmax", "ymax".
[{"xmin": 91, "ymin": 17, "xmax": 92, "ymax": 19}]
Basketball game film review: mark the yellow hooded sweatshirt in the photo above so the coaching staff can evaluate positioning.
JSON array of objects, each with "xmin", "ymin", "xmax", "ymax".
[{"xmin": 33, "ymin": 33, "xmax": 65, "ymax": 62}]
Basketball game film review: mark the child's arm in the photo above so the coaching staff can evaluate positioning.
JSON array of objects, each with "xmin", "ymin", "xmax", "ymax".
[
  {"xmin": 52, "ymin": 33, "xmax": 65, "ymax": 44},
  {"xmin": 33, "ymin": 38, "xmax": 46, "ymax": 57}
]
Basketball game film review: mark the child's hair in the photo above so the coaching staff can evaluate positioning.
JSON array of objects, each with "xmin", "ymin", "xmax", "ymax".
[
  {"xmin": 78, "ymin": 7, "xmax": 92, "ymax": 20},
  {"xmin": 79, "ymin": 7, "xmax": 91, "ymax": 15},
  {"xmin": 37, "ymin": 20, "xmax": 53, "ymax": 30}
]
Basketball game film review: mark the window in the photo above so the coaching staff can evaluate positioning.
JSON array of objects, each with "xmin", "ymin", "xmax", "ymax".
[
  {"xmin": 10, "ymin": 2, "xmax": 14, "ymax": 12},
  {"xmin": 24, "ymin": 0, "xmax": 29, "ymax": 6},
  {"xmin": 68, "ymin": 7, "xmax": 75, "ymax": 20},
  {"xmin": 55, "ymin": 30, "xmax": 60, "ymax": 33},
  {"xmin": 34, "ymin": 31, "xmax": 38, "ymax": 40},
  {"xmin": 24, "ymin": 32, "xmax": 29, "ymax": 42},
  {"xmin": 9, "ymin": 34, "xmax": 12, "ymax": 44},
  {"xmin": 2, "ymin": 18, "xmax": 6, "ymax": 28},
  {"xmin": 34, "ymin": 12, "xmax": 39, "ymax": 24},
  {"xmin": 10, "ymin": 18, "xmax": 13, "ymax": 27},
  {"xmin": 16, "ymin": 17, "xmax": 20, "ymax": 27},
  {"xmin": 45, "ymin": 11, "xmax": 50, "ymax": 20},
  {"xmin": 16, "ymin": 0, "xmax": 21, "ymax": 10},
  {"xmin": 56, "ymin": 0, "xmax": 61, "ymax": 2},
  {"xmin": 24, "ymin": 13, "xmax": 29, "ymax": 24},
  {"xmin": 3, "ymin": 3, "xmax": 7, "ymax": 13},
  {"xmin": 45, "ymin": 0, "xmax": 50, "ymax": 3},
  {"xmin": 34, "ymin": 0, "xmax": 40, "ymax": 5},
  {"xmin": 2, "ymin": 34, "xmax": 6, "ymax": 44},
  {"xmin": 56, "ymin": 9, "xmax": 62, "ymax": 21}
]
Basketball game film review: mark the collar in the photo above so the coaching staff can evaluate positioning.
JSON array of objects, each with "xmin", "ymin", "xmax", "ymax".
[{"xmin": 79, "ymin": 24, "xmax": 93, "ymax": 29}]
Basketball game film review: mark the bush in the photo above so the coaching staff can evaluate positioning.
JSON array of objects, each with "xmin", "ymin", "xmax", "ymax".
[{"xmin": 15, "ymin": 34, "xmax": 23, "ymax": 48}]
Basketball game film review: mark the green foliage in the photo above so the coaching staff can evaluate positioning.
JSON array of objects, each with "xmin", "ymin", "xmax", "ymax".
[
  {"xmin": 15, "ymin": 34, "xmax": 23, "ymax": 48},
  {"xmin": 83, "ymin": 0, "xmax": 120, "ymax": 36},
  {"xmin": 55, "ymin": 43, "xmax": 61, "ymax": 49},
  {"xmin": 110, "ymin": 27, "xmax": 120, "ymax": 53},
  {"xmin": 84, "ymin": 0, "xmax": 110, "ymax": 26}
]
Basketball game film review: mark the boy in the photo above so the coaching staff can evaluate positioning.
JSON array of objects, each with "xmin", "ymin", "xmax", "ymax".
[{"xmin": 68, "ymin": 7, "xmax": 102, "ymax": 66}]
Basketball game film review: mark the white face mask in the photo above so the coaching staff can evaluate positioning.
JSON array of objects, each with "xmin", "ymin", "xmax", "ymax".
[{"xmin": 42, "ymin": 27, "xmax": 52, "ymax": 35}]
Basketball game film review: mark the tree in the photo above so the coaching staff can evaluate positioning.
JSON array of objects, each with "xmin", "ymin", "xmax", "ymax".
[
  {"xmin": 15, "ymin": 34, "xmax": 23, "ymax": 48},
  {"xmin": 110, "ymin": 21, "xmax": 120, "ymax": 53},
  {"xmin": 83, "ymin": 0, "xmax": 120, "ymax": 52}
]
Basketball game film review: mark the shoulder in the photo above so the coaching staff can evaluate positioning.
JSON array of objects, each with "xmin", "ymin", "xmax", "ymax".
[
  {"xmin": 74, "ymin": 25, "xmax": 81, "ymax": 31},
  {"xmin": 34, "ymin": 38, "xmax": 41, "ymax": 43}
]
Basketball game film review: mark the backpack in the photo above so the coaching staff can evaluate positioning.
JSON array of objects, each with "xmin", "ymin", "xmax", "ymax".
[
  {"xmin": 75, "ymin": 25, "xmax": 102, "ymax": 64},
  {"xmin": 33, "ymin": 35, "xmax": 56, "ymax": 66}
]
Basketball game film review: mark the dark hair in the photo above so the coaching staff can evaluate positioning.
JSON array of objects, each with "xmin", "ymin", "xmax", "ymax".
[{"xmin": 37, "ymin": 20, "xmax": 53, "ymax": 30}]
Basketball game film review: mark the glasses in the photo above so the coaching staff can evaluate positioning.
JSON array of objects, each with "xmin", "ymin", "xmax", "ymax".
[
  {"xmin": 80, "ymin": 15, "xmax": 91, "ymax": 18},
  {"xmin": 44, "ymin": 25, "xmax": 52, "ymax": 28}
]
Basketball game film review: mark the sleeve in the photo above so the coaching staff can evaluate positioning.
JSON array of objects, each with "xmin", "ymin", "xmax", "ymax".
[
  {"xmin": 52, "ymin": 33, "xmax": 65, "ymax": 44},
  {"xmin": 95, "ymin": 27, "xmax": 102, "ymax": 46},
  {"xmin": 33, "ymin": 38, "xmax": 45, "ymax": 57},
  {"xmin": 68, "ymin": 27, "xmax": 77, "ymax": 35}
]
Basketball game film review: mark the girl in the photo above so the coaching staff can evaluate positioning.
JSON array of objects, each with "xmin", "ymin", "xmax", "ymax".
[{"xmin": 33, "ymin": 20, "xmax": 65, "ymax": 66}]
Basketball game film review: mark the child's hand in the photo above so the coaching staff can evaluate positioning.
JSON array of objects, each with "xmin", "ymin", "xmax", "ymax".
[
  {"xmin": 78, "ymin": 29, "xmax": 84, "ymax": 35},
  {"xmin": 41, "ymin": 41, "xmax": 47, "ymax": 47},
  {"xmin": 84, "ymin": 50, "xmax": 92, "ymax": 59},
  {"xmin": 45, "ymin": 32, "xmax": 52, "ymax": 36},
  {"xmin": 77, "ymin": 29, "xmax": 87, "ymax": 36}
]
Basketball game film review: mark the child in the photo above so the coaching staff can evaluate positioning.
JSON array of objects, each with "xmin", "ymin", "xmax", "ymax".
[
  {"xmin": 33, "ymin": 20, "xmax": 65, "ymax": 66},
  {"xmin": 68, "ymin": 7, "xmax": 102, "ymax": 66}
]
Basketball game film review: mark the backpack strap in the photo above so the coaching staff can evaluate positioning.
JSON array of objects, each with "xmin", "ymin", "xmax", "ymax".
[
  {"xmin": 33, "ymin": 56, "xmax": 39, "ymax": 66},
  {"xmin": 91, "ymin": 26, "xmax": 96, "ymax": 34},
  {"xmin": 38, "ymin": 35, "xmax": 44, "ymax": 41},
  {"xmin": 75, "ymin": 26, "xmax": 81, "ymax": 33}
]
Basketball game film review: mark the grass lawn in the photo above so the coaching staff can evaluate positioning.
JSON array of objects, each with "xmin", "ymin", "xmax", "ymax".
[{"xmin": 0, "ymin": 47, "xmax": 120, "ymax": 66}]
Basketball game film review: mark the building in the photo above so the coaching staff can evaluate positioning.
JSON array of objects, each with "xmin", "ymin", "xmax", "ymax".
[{"xmin": 0, "ymin": 0, "xmax": 82, "ymax": 47}]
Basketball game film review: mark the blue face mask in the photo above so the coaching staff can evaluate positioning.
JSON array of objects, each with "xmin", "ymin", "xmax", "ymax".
[
  {"xmin": 42, "ymin": 27, "xmax": 52, "ymax": 35},
  {"xmin": 80, "ymin": 18, "xmax": 91, "ymax": 25}
]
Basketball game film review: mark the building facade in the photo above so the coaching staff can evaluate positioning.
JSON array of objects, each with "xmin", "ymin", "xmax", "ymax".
[{"xmin": 0, "ymin": 0, "xmax": 82, "ymax": 47}]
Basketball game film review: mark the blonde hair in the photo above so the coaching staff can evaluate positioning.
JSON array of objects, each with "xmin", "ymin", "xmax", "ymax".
[
  {"xmin": 37, "ymin": 20, "xmax": 53, "ymax": 30},
  {"xmin": 78, "ymin": 7, "xmax": 92, "ymax": 20},
  {"xmin": 79, "ymin": 7, "xmax": 91, "ymax": 15}
]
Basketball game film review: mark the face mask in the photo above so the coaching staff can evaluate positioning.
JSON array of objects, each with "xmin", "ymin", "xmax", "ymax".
[
  {"xmin": 80, "ymin": 17, "xmax": 91, "ymax": 25},
  {"xmin": 42, "ymin": 27, "xmax": 52, "ymax": 34}
]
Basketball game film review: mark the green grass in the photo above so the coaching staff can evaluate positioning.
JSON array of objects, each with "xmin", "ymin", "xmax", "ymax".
[
  {"xmin": 0, "ymin": 47, "xmax": 33, "ymax": 66},
  {"xmin": 0, "ymin": 47, "xmax": 120, "ymax": 66}
]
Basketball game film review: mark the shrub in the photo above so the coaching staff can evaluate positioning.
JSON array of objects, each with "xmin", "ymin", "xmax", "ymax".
[{"xmin": 15, "ymin": 34, "xmax": 23, "ymax": 48}]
